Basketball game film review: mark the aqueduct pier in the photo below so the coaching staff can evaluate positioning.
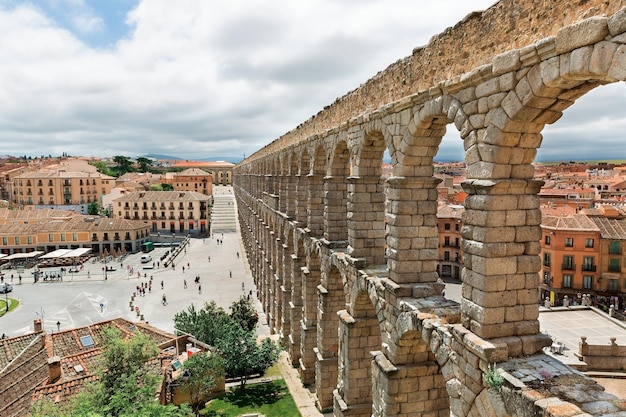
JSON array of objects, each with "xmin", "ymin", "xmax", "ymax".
[{"xmin": 233, "ymin": 1, "xmax": 626, "ymax": 416}]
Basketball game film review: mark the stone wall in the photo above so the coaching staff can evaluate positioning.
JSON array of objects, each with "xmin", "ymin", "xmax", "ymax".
[
  {"xmin": 579, "ymin": 336, "xmax": 626, "ymax": 371},
  {"xmin": 243, "ymin": 0, "xmax": 624, "ymax": 164}
]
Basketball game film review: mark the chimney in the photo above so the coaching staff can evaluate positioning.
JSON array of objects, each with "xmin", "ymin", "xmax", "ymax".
[
  {"xmin": 48, "ymin": 356, "xmax": 62, "ymax": 384},
  {"xmin": 34, "ymin": 318, "xmax": 43, "ymax": 333}
]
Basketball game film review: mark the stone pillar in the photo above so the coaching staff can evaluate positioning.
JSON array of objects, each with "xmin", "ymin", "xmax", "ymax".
[
  {"xmin": 324, "ymin": 176, "xmax": 348, "ymax": 243},
  {"xmin": 333, "ymin": 310, "xmax": 375, "ymax": 417},
  {"xmin": 347, "ymin": 176, "xmax": 386, "ymax": 265},
  {"xmin": 300, "ymin": 267, "xmax": 317, "ymax": 385},
  {"xmin": 295, "ymin": 175, "xmax": 308, "ymax": 224},
  {"xmin": 280, "ymin": 244, "xmax": 291, "ymax": 346},
  {"xmin": 461, "ymin": 179, "xmax": 544, "ymax": 340},
  {"xmin": 307, "ymin": 174, "xmax": 324, "ymax": 237},
  {"xmin": 385, "ymin": 176, "xmax": 441, "ymax": 285},
  {"xmin": 278, "ymin": 174, "xmax": 287, "ymax": 213},
  {"xmin": 316, "ymin": 285, "xmax": 341, "ymax": 411},
  {"xmin": 289, "ymin": 254, "xmax": 304, "ymax": 366},
  {"xmin": 285, "ymin": 174, "xmax": 296, "ymax": 218},
  {"xmin": 371, "ymin": 351, "xmax": 448, "ymax": 417}
]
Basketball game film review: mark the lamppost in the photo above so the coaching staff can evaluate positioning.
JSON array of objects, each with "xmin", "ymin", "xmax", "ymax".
[{"xmin": 5, "ymin": 290, "xmax": 8, "ymax": 313}]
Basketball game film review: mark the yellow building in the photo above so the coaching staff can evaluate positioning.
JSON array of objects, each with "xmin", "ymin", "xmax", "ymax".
[
  {"xmin": 164, "ymin": 168, "xmax": 213, "ymax": 196},
  {"xmin": 113, "ymin": 191, "xmax": 211, "ymax": 236},
  {"xmin": 0, "ymin": 209, "xmax": 151, "ymax": 255},
  {"xmin": 11, "ymin": 170, "xmax": 114, "ymax": 211}
]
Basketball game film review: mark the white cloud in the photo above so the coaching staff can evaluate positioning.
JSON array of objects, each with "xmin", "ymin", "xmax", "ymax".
[{"xmin": 0, "ymin": 0, "xmax": 623, "ymax": 162}]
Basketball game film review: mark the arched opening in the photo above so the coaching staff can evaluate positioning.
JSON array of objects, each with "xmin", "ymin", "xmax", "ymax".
[
  {"xmin": 348, "ymin": 130, "xmax": 387, "ymax": 265},
  {"xmin": 300, "ymin": 246, "xmax": 321, "ymax": 385},
  {"xmin": 308, "ymin": 145, "xmax": 327, "ymax": 237}
]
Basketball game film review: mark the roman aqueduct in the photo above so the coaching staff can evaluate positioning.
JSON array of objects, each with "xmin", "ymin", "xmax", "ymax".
[{"xmin": 233, "ymin": 1, "xmax": 626, "ymax": 416}]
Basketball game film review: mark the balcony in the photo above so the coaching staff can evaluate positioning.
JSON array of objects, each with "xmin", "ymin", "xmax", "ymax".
[
  {"xmin": 582, "ymin": 264, "xmax": 597, "ymax": 272},
  {"xmin": 561, "ymin": 263, "xmax": 576, "ymax": 271}
]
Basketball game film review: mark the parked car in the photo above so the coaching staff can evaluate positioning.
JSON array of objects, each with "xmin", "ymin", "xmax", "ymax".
[
  {"xmin": 140, "ymin": 255, "xmax": 152, "ymax": 264},
  {"xmin": 0, "ymin": 283, "xmax": 13, "ymax": 294}
]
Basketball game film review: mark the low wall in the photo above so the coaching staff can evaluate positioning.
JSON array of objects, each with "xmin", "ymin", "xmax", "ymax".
[{"xmin": 580, "ymin": 337, "xmax": 626, "ymax": 371}]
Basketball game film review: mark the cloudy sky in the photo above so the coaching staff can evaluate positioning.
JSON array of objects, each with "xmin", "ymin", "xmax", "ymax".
[{"xmin": 0, "ymin": 0, "xmax": 624, "ymax": 163}]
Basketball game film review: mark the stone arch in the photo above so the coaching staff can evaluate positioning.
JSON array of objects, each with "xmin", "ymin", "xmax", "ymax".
[
  {"xmin": 346, "ymin": 127, "xmax": 388, "ymax": 265},
  {"xmin": 295, "ymin": 148, "xmax": 310, "ymax": 224}
]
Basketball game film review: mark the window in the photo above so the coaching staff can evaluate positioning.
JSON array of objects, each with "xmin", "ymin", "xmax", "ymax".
[
  {"xmin": 563, "ymin": 274, "xmax": 573, "ymax": 288},
  {"xmin": 582, "ymin": 256, "xmax": 595, "ymax": 271},
  {"xmin": 543, "ymin": 253, "xmax": 551, "ymax": 267},
  {"xmin": 15, "ymin": 237, "xmax": 20, "ymax": 245},
  {"xmin": 92, "ymin": 233, "xmax": 98, "ymax": 241},
  {"xmin": 48, "ymin": 233, "xmax": 53, "ymax": 242},
  {"xmin": 609, "ymin": 258, "xmax": 620, "ymax": 272},
  {"xmin": 444, "ymin": 223, "xmax": 450, "ymax": 230},
  {"xmin": 545, "ymin": 235, "xmax": 551, "ymax": 245},
  {"xmin": 609, "ymin": 241, "xmax": 621, "ymax": 255},
  {"xmin": 2, "ymin": 237, "xmax": 6, "ymax": 245},
  {"xmin": 562, "ymin": 255, "xmax": 574, "ymax": 270},
  {"xmin": 73, "ymin": 233, "xmax": 77, "ymax": 241},
  {"xmin": 60, "ymin": 234, "xmax": 65, "ymax": 242},
  {"xmin": 444, "ymin": 236, "xmax": 450, "ymax": 246},
  {"xmin": 444, "ymin": 251, "xmax": 450, "ymax": 261},
  {"xmin": 27, "ymin": 236, "xmax": 32, "ymax": 244},
  {"xmin": 585, "ymin": 238, "xmax": 594, "ymax": 248},
  {"xmin": 543, "ymin": 271, "xmax": 550, "ymax": 285},
  {"xmin": 583, "ymin": 276, "xmax": 593, "ymax": 290},
  {"xmin": 455, "ymin": 223, "xmax": 459, "ymax": 231},
  {"xmin": 564, "ymin": 237, "xmax": 574, "ymax": 247},
  {"xmin": 608, "ymin": 279, "xmax": 619, "ymax": 292}
]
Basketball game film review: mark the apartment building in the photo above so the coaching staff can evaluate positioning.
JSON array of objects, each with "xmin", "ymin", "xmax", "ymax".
[
  {"xmin": 163, "ymin": 168, "xmax": 213, "ymax": 196},
  {"xmin": 112, "ymin": 190, "xmax": 211, "ymax": 236},
  {"xmin": 11, "ymin": 170, "xmax": 114, "ymax": 212},
  {"xmin": 592, "ymin": 216, "xmax": 626, "ymax": 296},
  {"xmin": 0, "ymin": 209, "xmax": 151, "ymax": 255},
  {"xmin": 436, "ymin": 204, "xmax": 464, "ymax": 280},
  {"xmin": 158, "ymin": 160, "xmax": 234, "ymax": 185}
]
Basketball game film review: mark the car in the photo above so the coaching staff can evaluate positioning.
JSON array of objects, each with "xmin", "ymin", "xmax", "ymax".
[
  {"xmin": 0, "ymin": 283, "xmax": 13, "ymax": 294},
  {"xmin": 140, "ymin": 255, "xmax": 152, "ymax": 264}
]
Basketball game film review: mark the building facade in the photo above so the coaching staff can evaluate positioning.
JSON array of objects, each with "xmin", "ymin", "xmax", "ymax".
[
  {"xmin": 163, "ymin": 168, "xmax": 213, "ymax": 196},
  {"xmin": 0, "ymin": 209, "xmax": 151, "ymax": 255},
  {"xmin": 11, "ymin": 170, "xmax": 114, "ymax": 212},
  {"xmin": 112, "ymin": 191, "xmax": 211, "ymax": 236}
]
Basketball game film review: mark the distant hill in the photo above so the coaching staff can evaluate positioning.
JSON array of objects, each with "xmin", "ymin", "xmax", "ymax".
[{"xmin": 142, "ymin": 154, "xmax": 242, "ymax": 164}]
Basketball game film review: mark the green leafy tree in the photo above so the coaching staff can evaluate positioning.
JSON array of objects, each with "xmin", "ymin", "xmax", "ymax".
[
  {"xmin": 136, "ymin": 157, "xmax": 153, "ymax": 172},
  {"xmin": 174, "ymin": 302, "xmax": 232, "ymax": 346},
  {"xmin": 151, "ymin": 183, "xmax": 164, "ymax": 191},
  {"xmin": 230, "ymin": 296, "xmax": 258, "ymax": 332},
  {"xmin": 180, "ymin": 352, "xmax": 225, "ymax": 415},
  {"xmin": 214, "ymin": 325, "xmax": 280, "ymax": 389},
  {"xmin": 87, "ymin": 202, "xmax": 100, "ymax": 215},
  {"xmin": 113, "ymin": 155, "xmax": 135, "ymax": 176},
  {"xmin": 89, "ymin": 161, "xmax": 116, "ymax": 177},
  {"xmin": 162, "ymin": 183, "xmax": 174, "ymax": 191}
]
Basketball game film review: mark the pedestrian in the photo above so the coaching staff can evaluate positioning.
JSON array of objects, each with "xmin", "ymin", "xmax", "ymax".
[
  {"xmin": 161, "ymin": 280, "xmax": 164, "ymax": 289},
  {"xmin": 236, "ymin": 252, "xmax": 239, "ymax": 259},
  {"xmin": 229, "ymin": 270, "xmax": 232, "ymax": 278},
  {"xmin": 198, "ymin": 285, "xmax": 201, "ymax": 294},
  {"xmin": 162, "ymin": 294, "xmax": 167, "ymax": 306},
  {"xmin": 148, "ymin": 283, "xmax": 152, "ymax": 293},
  {"xmin": 87, "ymin": 271, "xmax": 90, "ymax": 278},
  {"xmin": 208, "ymin": 256, "xmax": 210, "ymax": 263},
  {"xmin": 242, "ymin": 281, "xmax": 245, "ymax": 291},
  {"xmin": 182, "ymin": 266, "xmax": 185, "ymax": 273},
  {"xmin": 184, "ymin": 279, "xmax": 187, "ymax": 289},
  {"xmin": 187, "ymin": 262, "xmax": 190, "ymax": 269}
]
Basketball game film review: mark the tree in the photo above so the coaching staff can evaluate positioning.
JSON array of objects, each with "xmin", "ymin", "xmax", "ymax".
[
  {"xmin": 174, "ymin": 302, "xmax": 232, "ymax": 346},
  {"xmin": 229, "ymin": 296, "xmax": 258, "ymax": 332},
  {"xmin": 179, "ymin": 352, "xmax": 225, "ymax": 415},
  {"xmin": 89, "ymin": 161, "xmax": 116, "ymax": 177},
  {"xmin": 151, "ymin": 183, "xmax": 164, "ymax": 191},
  {"xmin": 174, "ymin": 301, "xmax": 280, "ymax": 390},
  {"xmin": 113, "ymin": 155, "xmax": 135, "ymax": 176},
  {"xmin": 162, "ymin": 183, "xmax": 174, "ymax": 191},
  {"xmin": 136, "ymin": 157, "xmax": 153, "ymax": 172},
  {"xmin": 214, "ymin": 325, "xmax": 280, "ymax": 389},
  {"xmin": 87, "ymin": 202, "xmax": 100, "ymax": 215}
]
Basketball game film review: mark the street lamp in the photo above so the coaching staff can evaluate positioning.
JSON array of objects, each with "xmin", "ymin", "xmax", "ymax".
[{"xmin": 5, "ymin": 290, "xmax": 8, "ymax": 313}]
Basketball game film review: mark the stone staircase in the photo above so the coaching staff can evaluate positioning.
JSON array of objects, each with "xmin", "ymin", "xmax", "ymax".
[{"xmin": 211, "ymin": 192, "xmax": 237, "ymax": 234}]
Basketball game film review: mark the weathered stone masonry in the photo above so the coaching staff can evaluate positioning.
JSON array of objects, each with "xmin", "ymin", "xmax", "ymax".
[{"xmin": 234, "ymin": 1, "xmax": 626, "ymax": 416}]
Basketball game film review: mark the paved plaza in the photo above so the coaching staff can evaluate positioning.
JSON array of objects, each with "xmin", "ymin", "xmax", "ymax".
[{"xmin": 0, "ymin": 186, "xmax": 257, "ymax": 337}]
